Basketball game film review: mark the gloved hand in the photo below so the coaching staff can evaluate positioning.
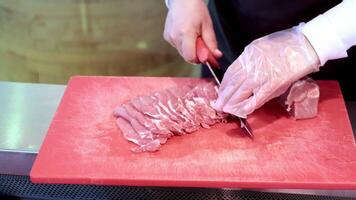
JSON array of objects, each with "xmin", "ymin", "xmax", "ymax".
[
  {"xmin": 213, "ymin": 26, "xmax": 321, "ymax": 118},
  {"xmin": 163, "ymin": 0, "xmax": 222, "ymax": 64}
]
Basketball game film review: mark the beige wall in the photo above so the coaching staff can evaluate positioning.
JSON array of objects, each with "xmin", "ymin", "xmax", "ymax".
[{"xmin": 0, "ymin": 0, "xmax": 198, "ymax": 84}]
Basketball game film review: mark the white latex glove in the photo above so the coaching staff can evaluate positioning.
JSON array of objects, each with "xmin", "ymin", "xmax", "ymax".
[
  {"xmin": 213, "ymin": 26, "xmax": 321, "ymax": 118},
  {"xmin": 163, "ymin": 0, "xmax": 222, "ymax": 64}
]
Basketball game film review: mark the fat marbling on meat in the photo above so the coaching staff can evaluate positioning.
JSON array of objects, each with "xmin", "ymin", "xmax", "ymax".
[{"xmin": 113, "ymin": 82, "xmax": 227, "ymax": 152}]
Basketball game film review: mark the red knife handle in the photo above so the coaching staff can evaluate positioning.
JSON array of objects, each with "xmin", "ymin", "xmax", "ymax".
[{"xmin": 196, "ymin": 37, "xmax": 220, "ymax": 69}]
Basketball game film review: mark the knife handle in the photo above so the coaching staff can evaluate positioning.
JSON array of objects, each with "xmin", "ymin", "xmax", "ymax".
[{"xmin": 196, "ymin": 37, "xmax": 220, "ymax": 69}]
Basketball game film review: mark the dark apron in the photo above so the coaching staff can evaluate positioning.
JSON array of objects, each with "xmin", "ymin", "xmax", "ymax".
[{"xmin": 203, "ymin": 0, "xmax": 356, "ymax": 100}]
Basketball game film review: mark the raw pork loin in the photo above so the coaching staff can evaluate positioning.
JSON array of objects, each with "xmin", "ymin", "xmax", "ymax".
[
  {"xmin": 114, "ymin": 78, "xmax": 320, "ymax": 152},
  {"xmin": 278, "ymin": 77, "xmax": 320, "ymax": 119},
  {"xmin": 113, "ymin": 82, "xmax": 227, "ymax": 152}
]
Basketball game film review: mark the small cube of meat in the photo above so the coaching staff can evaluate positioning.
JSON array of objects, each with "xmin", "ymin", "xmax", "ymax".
[{"xmin": 278, "ymin": 77, "xmax": 320, "ymax": 120}]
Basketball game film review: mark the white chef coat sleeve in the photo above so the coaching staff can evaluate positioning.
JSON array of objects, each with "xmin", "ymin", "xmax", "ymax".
[
  {"xmin": 165, "ymin": 0, "xmax": 170, "ymax": 8},
  {"xmin": 301, "ymin": 0, "xmax": 356, "ymax": 66}
]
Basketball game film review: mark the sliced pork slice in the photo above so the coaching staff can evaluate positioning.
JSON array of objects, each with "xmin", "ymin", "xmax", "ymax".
[
  {"xmin": 184, "ymin": 84, "xmax": 226, "ymax": 127},
  {"xmin": 192, "ymin": 97, "xmax": 217, "ymax": 124},
  {"xmin": 187, "ymin": 93, "xmax": 216, "ymax": 127},
  {"xmin": 124, "ymin": 103, "xmax": 171, "ymax": 138},
  {"xmin": 192, "ymin": 82, "xmax": 217, "ymax": 100},
  {"xmin": 142, "ymin": 95, "xmax": 184, "ymax": 135},
  {"xmin": 114, "ymin": 81, "xmax": 228, "ymax": 152},
  {"xmin": 115, "ymin": 117, "xmax": 141, "ymax": 145},
  {"xmin": 173, "ymin": 85, "xmax": 212, "ymax": 128},
  {"xmin": 131, "ymin": 96, "xmax": 182, "ymax": 135},
  {"xmin": 114, "ymin": 106, "xmax": 154, "ymax": 139},
  {"xmin": 131, "ymin": 139, "xmax": 161, "ymax": 153},
  {"xmin": 196, "ymin": 83, "xmax": 228, "ymax": 121},
  {"xmin": 148, "ymin": 93, "xmax": 186, "ymax": 135},
  {"xmin": 116, "ymin": 118, "xmax": 162, "ymax": 152},
  {"xmin": 183, "ymin": 95, "xmax": 211, "ymax": 128},
  {"xmin": 191, "ymin": 83, "xmax": 222, "ymax": 121},
  {"xmin": 155, "ymin": 90, "xmax": 199, "ymax": 133},
  {"xmin": 166, "ymin": 87, "xmax": 201, "ymax": 131},
  {"xmin": 152, "ymin": 91, "xmax": 181, "ymax": 123}
]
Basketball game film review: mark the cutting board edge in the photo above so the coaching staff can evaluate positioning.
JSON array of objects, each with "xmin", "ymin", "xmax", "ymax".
[{"xmin": 30, "ymin": 175, "xmax": 356, "ymax": 190}]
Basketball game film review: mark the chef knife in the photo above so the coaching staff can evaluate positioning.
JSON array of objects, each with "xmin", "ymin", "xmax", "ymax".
[
  {"xmin": 195, "ymin": 37, "xmax": 221, "ymax": 85},
  {"xmin": 196, "ymin": 37, "xmax": 254, "ymax": 139}
]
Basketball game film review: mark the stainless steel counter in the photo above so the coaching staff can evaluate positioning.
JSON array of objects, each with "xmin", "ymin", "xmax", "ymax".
[
  {"xmin": 0, "ymin": 82, "xmax": 65, "ymax": 175},
  {"xmin": 0, "ymin": 82, "xmax": 65, "ymax": 153},
  {"xmin": 0, "ymin": 81, "xmax": 356, "ymax": 198}
]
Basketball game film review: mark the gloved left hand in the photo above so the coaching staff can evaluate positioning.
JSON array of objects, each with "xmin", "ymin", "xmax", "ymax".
[{"xmin": 213, "ymin": 26, "xmax": 321, "ymax": 118}]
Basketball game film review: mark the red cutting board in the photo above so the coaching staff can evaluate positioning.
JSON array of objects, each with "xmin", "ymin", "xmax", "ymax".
[{"xmin": 30, "ymin": 76, "xmax": 356, "ymax": 189}]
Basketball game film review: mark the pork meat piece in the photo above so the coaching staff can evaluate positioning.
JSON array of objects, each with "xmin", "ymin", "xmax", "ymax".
[
  {"xmin": 114, "ymin": 81, "xmax": 228, "ymax": 152},
  {"xmin": 113, "ymin": 106, "xmax": 154, "ymax": 140},
  {"xmin": 116, "ymin": 118, "xmax": 161, "ymax": 152},
  {"xmin": 168, "ymin": 84, "xmax": 214, "ymax": 128},
  {"xmin": 166, "ymin": 86, "xmax": 201, "ymax": 130},
  {"xmin": 115, "ymin": 117, "xmax": 141, "ymax": 145},
  {"xmin": 191, "ymin": 82, "xmax": 226, "ymax": 121},
  {"xmin": 198, "ymin": 83, "xmax": 228, "ymax": 120},
  {"xmin": 146, "ymin": 93, "xmax": 186, "ymax": 135},
  {"xmin": 154, "ymin": 90, "xmax": 199, "ymax": 133},
  {"xmin": 183, "ymin": 83, "xmax": 229, "ymax": 127},
  {"xmin": 114, "ymin": 103, "xmax": 172, "ymax": 142},
  {"xmin": 278, "ymin": 77, "xmax": 320, "ymax": 119},
  {"xmin": 184, "ymin": 87, "xmax": 216, "ymax": 128},
  {"xmin": 131, "ymin": 139, "xmax": 162, "ymax": 153},
  {"xmin": 131, "ymin": 96, "xmax": 180, "ymax": 136}
]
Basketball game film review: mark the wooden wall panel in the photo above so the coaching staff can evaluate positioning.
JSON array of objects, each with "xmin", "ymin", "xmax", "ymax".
[{"xmin": 0, "ymin": 0, "xmax": 196, "ymax": 84}]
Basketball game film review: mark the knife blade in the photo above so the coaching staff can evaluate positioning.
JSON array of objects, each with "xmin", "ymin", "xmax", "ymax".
[
  {"xmin": 205, "ymin": 61, "xmax": 221, "ymax": 86},
  {"xmin": 240, "ymin": 118, "xmax": 254, "ymax": 139},
  {"xmin": 196, "ymin": 37, "xmax": 253, "ymax": 139}
]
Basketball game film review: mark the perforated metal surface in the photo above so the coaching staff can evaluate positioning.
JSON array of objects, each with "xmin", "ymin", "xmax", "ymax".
[{"xmin": 1, "ymin": 175, "xmax": 355, "ymax": 200}]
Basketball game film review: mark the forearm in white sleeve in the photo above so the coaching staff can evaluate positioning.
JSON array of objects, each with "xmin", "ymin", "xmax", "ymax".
[
  {"xmin": 301, "ymin": 0, "xmax": 356, "ymax": 66},
  {"xmin": 165, "ymin": 0, "xmax": 170, "ymax": 8}
]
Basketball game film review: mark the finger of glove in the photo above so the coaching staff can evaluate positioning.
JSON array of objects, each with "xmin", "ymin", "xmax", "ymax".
[
  {"xmin": 221, "ymin": 82, "xmax": 254, "ymax": 113},
  {"xmin": 218, "ymin": 58, "xmax": 244, "ymax": 92},
  {"xmin": 223, "ymin": 94, "xmax": 257, "ymax": 118},
  {"xmin": 213, "ymin": 69, "xmax": 246, "ymax": 111}
]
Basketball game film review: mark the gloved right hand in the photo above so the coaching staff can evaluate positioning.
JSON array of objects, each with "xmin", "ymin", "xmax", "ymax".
[{"xmin": 163, "ymin": 0, "xmax": 222, "ymax": 64}]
